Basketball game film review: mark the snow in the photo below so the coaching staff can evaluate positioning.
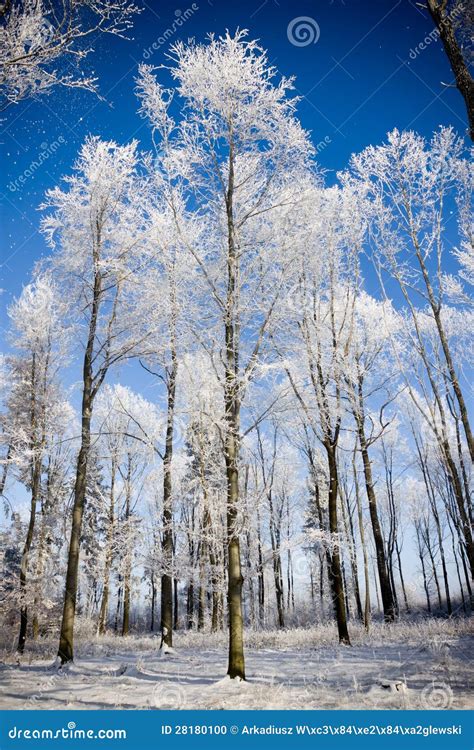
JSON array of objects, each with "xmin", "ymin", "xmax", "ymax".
[{"xmin": 0, "ymin": 620, "xmax": 472, "ymax": 710}]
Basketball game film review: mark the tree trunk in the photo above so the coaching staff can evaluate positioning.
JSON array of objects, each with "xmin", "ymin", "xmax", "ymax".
[
  {"xmin": 427, "ymin": 0, "xmax": 474, "ymax": 141},
  {"xmin": 246, "ymin": 530, "xmax": 256, "ymax": 627},
  {"xmin": 431, "ymin": 495, "xmax": 452, "ymax": 615},
  {"xmin": 268, "ymin": 492, "xmax": 285, "ymax": 628},
  {"xmin": 32, "ymin": 516, "xmax": 46, "ymax": 640},
  {"xmin": 340, "ymin": 483, "xmax": 363, "ymax": 622},
  {"xmin": 356, "ymin": 410, "xmax": 396, "ymax": 622},
  {"xmin": 58, "ymin": 412, "xmax": 91, "ymax": 663},
  {"xmin": 161, "ymin": 358, "xmax": 177, "ymax": 649},
  {"xmin": 0, "ymin": 444, "xmax": 10, "ymax": 496},
  {"xmin": 225, "ymin": 435, "xmax": 245, "ymax": 677},
  {"xmin": 224, "ymin": 135, "xmax": 245, "ymax": 679},
  {"xmin": 353, "ymin": 453, "xmax": 370, "ymax": 630},
  {"xmin": 186, "ymin": 583, "xmax": 194, "ymax": 629},
  {"xmin": 210, "ymin": 542, "xmax": 220, "ymax": 632},
  {"xmin": 114, "ymin": 582, "xmax": 122, "ymax": 631},
  {"xmin": 256, "ymin": 507, "xmax": 265, "ymax": 627},
  {"xmin": 416, "ymin": 525, "xmax": 431, "ymax": 613},
  {"xmin": 17, "ymin": 457, "xmax": 41, "ymax": 653},
  {"xmin": 173, "ymin": 577, "xmax": 179, "ymax": 631},
  {"xmin": 423, "ymin": 524, "xmax": 442, "ymax": 609},
  {"xmin": 150, "ymin": 572, "xmax": 156, "ymax": 631},
  {"xmin": 326, "ymin": 446, "xmax": 351, "ymax": 644},
  {"xmin": 17, "ymin": 353, "xmax": 43, "ymax": 654},
  {"xmin": 122, "ymin": 457, "xmax": 132, "ymax": 637},
  {"xmin": 98, "ymin": 459, "xmax": 116, "ymax": 635},
  {"xmin": 372, "ymin": 561, "xmax": 381, "ymax": 612},
  {"xmin": 395, "ymin": 540, "xmax": 410, "ymax": 614},
  {"xmin": 198, "ymin": 581, "xmax": 206, "ymax": 631},
  {"xmin": 58, "ymin": 263, "xmax": 102, "ymax": 664}
]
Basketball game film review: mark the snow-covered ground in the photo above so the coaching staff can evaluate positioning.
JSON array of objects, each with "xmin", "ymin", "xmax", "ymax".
[{"xmin": 0, "ymin": 619, "xmax": 472, "ymax": 710}]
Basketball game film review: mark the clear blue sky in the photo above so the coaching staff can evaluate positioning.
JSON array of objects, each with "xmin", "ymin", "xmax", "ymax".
[{"xmin": 0, "ymin": 0, "xmax": 469, "ymax": 328}]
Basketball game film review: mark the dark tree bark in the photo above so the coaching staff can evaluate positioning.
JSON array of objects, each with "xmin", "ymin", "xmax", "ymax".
[
  {"xmin": 352, "ymin": 452, "xmax": 370, "ymax": 630},
  {"xmin": 121, "ymin": 456, "xmax": 133, "ymax": 636},
  {"xmin": 58, "ymin": 265, "xmax": 101, "ymax": 663},
  {"xmin": 256, "ymin": 506, "xmax": 265, "ymax": 627},
  {"xmin": 355, "ymin": 410, "xmax": 396, "ymax": 622},
  {"xmin": 224, "ymin": 137, "xmax": 245, "ymax": 680},
  {"xmin": 416, "ymin": 437, "xmax": 452, "ymax": 615},
  {"xmin": 326, "ymin": 447, "xmax": 351, "ymax": 644},
  {"xmin": 160, "ymin": 356, "xmax": 177, "ymax": 649},
  {"xmin": 395, "ymin": 539, "xmax": 410, "ymax": 614},
  {"xmin": 426, "ymin": 0, "xmax": 474, "ymax": 140},
  {"xmin": 416, "ymin": 524, "xmax": 432, "ymax": 613},
  {"xmin": 17, "ymin": 456, "xmax": 41, "ymax": 653},
  {"xmin": 186, "ymin": 583, "xmax": 194, "ymax": 629},
  {"xmin": 340, "ymin": 481, "xmax": 363, "ymax": 622},
  {"xmin": 98, "ymin": 458, "xmax": 116, "ymax": 635},
  {"xmin": 114, "ymin": 581, "xmax": 122, "ymax": 631},
  {"xmin": 150, "ymin": 572, "xmax": 156, "ymax": 631},
  {"xmin": 173, "ymin": 577, "xmax": 179, "ymax": 630},
  {"xmin": 0, "ymin": 444, "xmax": 11, "ymax": 497},
  {"xmin": 268, "ymin": 490, "xmax": 285, "ymax": 629}
]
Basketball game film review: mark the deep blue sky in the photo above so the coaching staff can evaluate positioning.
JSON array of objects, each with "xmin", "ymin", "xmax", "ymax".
[{"xmin": 0, "ymin": 0, "xmax": 469, "ymax": 326}]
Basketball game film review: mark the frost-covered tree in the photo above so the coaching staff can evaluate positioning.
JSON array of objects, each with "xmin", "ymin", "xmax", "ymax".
[
  {"xmin": 342, "ymin": 291, "xmax": 401, "ymax": 622},
  {"xmin": 0, "ymin": 0, "xmax": 139, "ymax": 108},
  {"xmin": 133, "ymin": 193, "xmax": 197, "ymax": 648},
  {"xmin": 346, "ymin": 128, "xmax": 474, "ymax": 581},
  {"xmin": 4, "ymin": 274, "xmax": 68, "ymax": 653},
  {"xmin": 274, "ymin": 185, "xmax": 363, "ymax": 644},
  {"xmin": 346, "ymin": 128, "xmax": 473, "ymax": 461},
  {"xmin": 137, "ymin": 30, "xmax": 314, "ymax": 678},
  {"xmin": 41, "ymin": 137, "xmax": 149, "ymax": 663},
  {"xmin": 94, "ymin": 384, "xmax": 160, "ymax": 635}
]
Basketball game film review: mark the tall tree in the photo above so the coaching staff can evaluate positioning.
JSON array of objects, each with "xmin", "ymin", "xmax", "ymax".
[
  {"xmin": 276, "ymin": 186, "xmax": 364, "ymax": 644},
  {"xmin": 5, "ymin": 275, "xmax": 66, "ymax": 653},
  {"xmin": 41, "ymin": 137, "xmax": 148, "ymax": 663},
  {"xmin": 342, "ymin": 291, "xmax": 400, "ymax": 622},
  {"xmin": 137, "ymin": 31, "xmax": 313, "ymax": 678}
]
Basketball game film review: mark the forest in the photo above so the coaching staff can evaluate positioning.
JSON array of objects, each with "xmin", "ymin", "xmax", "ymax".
[{"xmin": 0, "ymin": 6, "xmax": 473, "ymax": 711}]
